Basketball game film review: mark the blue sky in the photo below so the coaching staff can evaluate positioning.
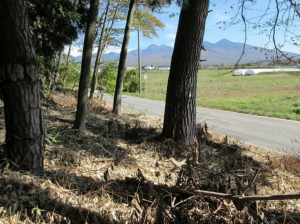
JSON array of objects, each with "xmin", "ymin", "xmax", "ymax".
[
  {"xmin": 128, "ymin": 0, "xmax": 300, "ymax": 54},
  {"xmin": 71, "ymin": 0, "xmax": 300, "ymax": 56}
]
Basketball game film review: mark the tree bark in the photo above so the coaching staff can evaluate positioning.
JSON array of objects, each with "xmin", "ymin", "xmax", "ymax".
[
  {"xmin": 112, "ymin": 0, "xmax": 136, "ymax": 114},
  {"xmin": 90, "ymin": 0, "xmax": 111, "ymax": 99},
  {"xmin": 73, "ymin": 0, "xmax": 99, "ymax": 131},
  {"xmin": 0, "ymin": 0, "xmax": 44, "ymax": 171},
  {"xmin": 162, "ymin": 0, "xmax": 209, "ymax": 145}
]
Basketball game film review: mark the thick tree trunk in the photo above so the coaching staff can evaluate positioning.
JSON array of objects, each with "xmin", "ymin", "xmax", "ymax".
[
  {"xmin": 113, "ymin": 0, "xmax": 136, "ymax": 114},
  {"xmin": 90, "ymin": 0, "xmax": 111, "ymax": 99},
  {"xmin": 162, "ymin": 0, "xmax": 209, "ymax": 145},
  {"xmin": 0, "ymin": 0, "xmax": 44, "ymax": 171},
  {"xmin": 1, "ymin": 81, "xmax": 44, "ymax": 170},
  {"xmin": 73, "ymin": 0, "xmax": 99, "ymax": 130}
]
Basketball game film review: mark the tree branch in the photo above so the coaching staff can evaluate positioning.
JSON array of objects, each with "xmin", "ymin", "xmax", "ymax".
[
  {"xmin": 155, "ymin": 183, "xmax": 300, "ymax": 202},
  {"xmin": 126, "ymin": 177, "xmax": 300, "ymax": 202}
]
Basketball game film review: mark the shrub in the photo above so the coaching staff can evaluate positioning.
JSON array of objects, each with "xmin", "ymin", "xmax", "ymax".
[
  {"xmin": 98, "ymin": 62, "xmax": 118, "ymax": 95},
  {"xmin": 124, "ymin": 69, "xmax": 139, "ymax": 92}
]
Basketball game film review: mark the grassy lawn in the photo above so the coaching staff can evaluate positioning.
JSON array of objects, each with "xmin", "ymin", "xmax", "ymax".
[{"xmin": 126, "ymin": 69, "xmax": 300, "ymax": 120}]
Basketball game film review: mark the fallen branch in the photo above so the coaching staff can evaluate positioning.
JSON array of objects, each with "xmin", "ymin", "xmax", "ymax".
[
  {"xmin": 157, "ymin": 185, "xmax": 300, "ymax": 202},
  {"xmin": 126, "ymin": 177, "xmax": 300, "ymax": 202}
]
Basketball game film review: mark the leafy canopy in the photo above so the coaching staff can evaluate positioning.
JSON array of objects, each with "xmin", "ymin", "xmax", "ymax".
[
  {"xmin": 26, "ymin": 0, "xmax": 88, "ymax": 57},
  {"xmin": 133, "ymin": 8, "xmax": 165, "ymax": 38}
]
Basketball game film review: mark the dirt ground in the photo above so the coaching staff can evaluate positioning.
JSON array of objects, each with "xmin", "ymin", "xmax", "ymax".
[{"xmin": 0, "ymin": 91, "xmax": 300, "ymax": 224}]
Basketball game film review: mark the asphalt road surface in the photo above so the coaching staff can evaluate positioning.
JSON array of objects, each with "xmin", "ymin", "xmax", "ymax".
[{"xmin": 103, "ymin": 94, "xmax": 300, "ymax": 154}]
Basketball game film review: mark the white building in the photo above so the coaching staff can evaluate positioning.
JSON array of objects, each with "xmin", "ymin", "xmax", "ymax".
[
  {"xmin": 233, "ymin": 68, "xmax": 300, "ymax": 76},
  {"xmin": 232, "ymin": 69, "xmax": 248, "ymax": 76},
  {"xmin": 158, "ymin": 67, "xmax": 170, "ymax": 71},
  {"xmin": 245, "ymin": 68, "xmax": 300, "ymax": 75},
  {"xmin": 144, "ymin": 66, "xmax": 155, "ymax": 71}
]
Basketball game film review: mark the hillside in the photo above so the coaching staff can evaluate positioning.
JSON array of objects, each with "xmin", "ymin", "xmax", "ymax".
[{"xmin": 75, "ymin": 39, "xmax": 299, "ymax": 66}]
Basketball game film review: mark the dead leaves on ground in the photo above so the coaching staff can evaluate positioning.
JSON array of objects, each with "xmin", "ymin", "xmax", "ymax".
[{"xmin": 0, "ymin": 92, "xmax": 300, "ymax": 223}]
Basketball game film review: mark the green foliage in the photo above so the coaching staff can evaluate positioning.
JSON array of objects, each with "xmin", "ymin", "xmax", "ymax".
[
  {"xmin": 60, "ymin": 57, "xmax": 81, "ymax": 88},
  {"xmin": 133, "ymin": 9, "xmax": 165, "ymax": 38},
  {"xmin": 98, "ymin": 61, "xmax": 118, "ymax": 95},
  {"xmin": 26, "ymin": 0, "xmax": 88, "ymax": 57},
  {"xmin": 37, "ymin": 55, "xmax": 57, "ymax": 79},
  {"xmin": 146, "ymin": 0, "xmax": 187, "ymax": 10},
  {"xmin": 45, "ymin": 133, "xmax": 61, "ymax": 146},
  {"xmin": 31, "ymin": 205, "xmax": 44, "ymax": 223},
  {"xmin": 26, "ymin": 0, "xmax": 88, "ymax": 87},
  {"xmin": 45, "ymin": 125, "xmax": 61, "ymax": 147},
  {"xmin": 31, "ymin": 206, "xmax": 43, "ymax": 216},
  {"xmin": 124, "ymin": 69, "xmax": 139, "ymax": 92},
  {"xmin": 146, "ymin": 0, "xmax": 172, "ymax": 10},
  {"xmin": 45, "ymin": 131, "xmax": 61, "ymax": 146}
]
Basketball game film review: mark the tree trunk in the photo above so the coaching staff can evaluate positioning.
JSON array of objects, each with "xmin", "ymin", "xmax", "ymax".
[
  {"xmin": 138, "ymin": 28, "xmax": 142, "ymax": 94},
  {"xmin": 63, "ymin": 0, "xmax": 78, "ymax": 88},
  {"xmin": 90, "ymin": 0, "xmax": 111, "ymax": 99},
  {"xmin": 63, "ymin": 44, "xmax": 72, "ymax": 88},
  {"xmin": 52, "ymin": 50, "xmax": 64, "ymax": 91},
  {"xmin": 112, "ymin": 0, "xmax": 136, "ymax": 114},
  {"xmin": 0, "ymin": 0, "xmax": 44, "ymax": 171},
  {"xmin": 162, "ymin": 0, "xmax": 209, "ymax": 145},
  {"xmin": 73, "ymin": 0, "xmax": 99, "ymax": 131}
]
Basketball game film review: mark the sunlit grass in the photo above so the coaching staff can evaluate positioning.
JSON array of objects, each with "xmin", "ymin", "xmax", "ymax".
[{"xmin": 124, "ymin": 69, "xmax": 300, "ymax": 120}]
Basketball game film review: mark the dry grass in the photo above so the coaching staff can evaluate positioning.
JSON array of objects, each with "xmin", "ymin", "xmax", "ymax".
[{"xmin": 0, "ymin": 92, "xmax": 300, "ymax": 223}]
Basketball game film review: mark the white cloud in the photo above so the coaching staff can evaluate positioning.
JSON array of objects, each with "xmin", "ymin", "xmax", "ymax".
[
  {"xmin": 104, "ymin": 45, "xmax": 121, "ymax": 53},
  {"xmin": 127, "ymin": 48, "xmax": 135, "ymax": 52},
  {"xmin": 165, "ymin": 22, "xmax": 176, "ymax": 31},
  {"xmin": 64, "ymin": 45, "xmax": 83, "ymax": 57},
  {"xmin": 65, "ymin": 45, "xmax": 123, "ymax": 56},
  {"xmin": 92, "ymin": 47, "xmax": 98, "ymax": 54},
  {"xmin": 213, "ymin": 11, "xmax": 230, "ymax": 22},
  {"xmin": 167, "ymin": 33, "xmax": 176, "ymax": 40}
]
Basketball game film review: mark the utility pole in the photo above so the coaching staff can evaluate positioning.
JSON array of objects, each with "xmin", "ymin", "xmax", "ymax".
[{"xmin": 138, "ymin": 26, "xmax": 142, "ymax": 94}]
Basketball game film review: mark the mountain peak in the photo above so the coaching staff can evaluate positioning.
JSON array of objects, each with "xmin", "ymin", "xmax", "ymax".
[
  {"xmin": 74, "ymin": 39, "xmax": 297, "ymax": 66},
  {"xmin": 216, "ymin": 39, "xmax": 232, "ymax": 43},
  {"xmin": 147, "ymin": 44, "xmax": 159, "ymax": 48}
]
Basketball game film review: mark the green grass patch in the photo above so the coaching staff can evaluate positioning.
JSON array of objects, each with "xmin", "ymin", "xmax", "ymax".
[{"xmin": 124, "ymin": 69, "xmax": 300, "ymax": 120}]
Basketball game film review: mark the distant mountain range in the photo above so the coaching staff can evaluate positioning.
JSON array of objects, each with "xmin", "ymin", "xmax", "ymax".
[{"xmin": 74, "ymin": 39, "xmax": 298, "ymax": 66}]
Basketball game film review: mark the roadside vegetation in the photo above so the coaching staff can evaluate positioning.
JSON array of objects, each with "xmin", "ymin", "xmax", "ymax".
[
  {"xmin": 125, "ymin": 69, "xmax": 300, "ymax": 120},
  {"xmin": 1, "ymin": 92, "xmax": 300, "ymax": 223}
]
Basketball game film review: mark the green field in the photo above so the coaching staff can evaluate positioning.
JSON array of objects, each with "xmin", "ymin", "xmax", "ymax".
[{"xmin": 126, "ymin": 69, "xmax": 300, "ymax": 120}]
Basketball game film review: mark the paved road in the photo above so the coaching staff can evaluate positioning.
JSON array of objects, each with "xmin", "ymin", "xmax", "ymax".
[{"xmin": 103, "ymin": 94, "xmax": 300, "ymax": 154}]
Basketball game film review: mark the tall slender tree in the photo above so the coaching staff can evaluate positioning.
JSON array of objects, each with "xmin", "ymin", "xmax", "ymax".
[
  {"xmin": 62, "ymin": 44, "xmax": 73, "ymax": 88},
  {"xmin": 73, "ymin": 0, "xmax": 99, "ymax": 131},
  {"xmin": 51, "ymin": 50, "xmax": 64, "ymax": 90},
  {"xmin": 112, "ymin": 0, "xmax": 165, "ymax": 113},
  {"xmin": 162, "ymin": 0, "xmax": 209, "ymax": 145},
  {"xmin": 113, "ymin": 0, "xmax": 137, "ymax": 114},
  {"xmin": 0, "ymin": 0, "xmax": 45, "ymax": 171},
  {"xmin": 90, "ymin": 0, "xmax": 114, "ymax": 99}
]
